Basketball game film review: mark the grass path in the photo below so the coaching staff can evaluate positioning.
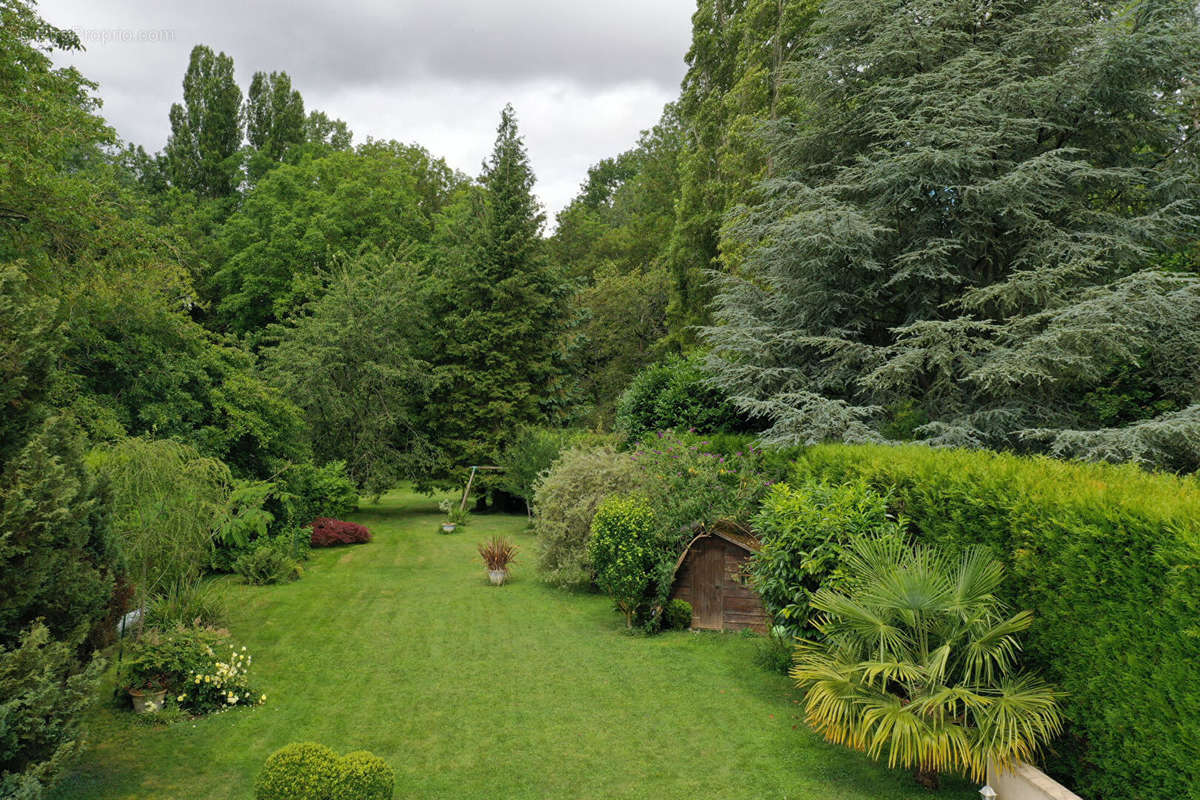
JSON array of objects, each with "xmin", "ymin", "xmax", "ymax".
[{"xmin": 52, "ymin": 490, "xmax": 972, "ymax": 799}]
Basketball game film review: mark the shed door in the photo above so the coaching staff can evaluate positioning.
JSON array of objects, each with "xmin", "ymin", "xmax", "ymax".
[{"xmin": 694, "ymin": 543, "xmax": 724, "ymax": 630}]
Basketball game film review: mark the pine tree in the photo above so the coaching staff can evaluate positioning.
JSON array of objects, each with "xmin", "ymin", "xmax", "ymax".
[
  {"xmin": 165, "ymin": 45, "xmax": 243, "ymax": 197},
  {"xmin": 706, "ymin": 0, "xmax": 1200, "ymax": 471},
  {"xmin": 427, "ymin": 105, "xmax": 568, "ymax": 468}
]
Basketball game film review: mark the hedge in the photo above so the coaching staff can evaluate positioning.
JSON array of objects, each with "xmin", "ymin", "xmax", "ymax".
[{"xmin": 792, "ymin": 444, "xmax": 1200, "ymax": 800}]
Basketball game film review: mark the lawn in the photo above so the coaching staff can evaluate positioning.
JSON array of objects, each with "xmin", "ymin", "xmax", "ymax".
[{"xmin": 52, "ymin": 489, "xmax": 973, "ymax": 800}]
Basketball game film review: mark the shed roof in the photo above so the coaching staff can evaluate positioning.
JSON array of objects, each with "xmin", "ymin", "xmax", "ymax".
[{"xmin": 671, "ymin": 519, "xmax": 761, "ymax": 577}]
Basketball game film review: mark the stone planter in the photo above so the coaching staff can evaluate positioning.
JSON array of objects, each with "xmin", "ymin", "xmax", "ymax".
[
  {"xmin": 441, "ymin": 523, "xmax": 456, "ymax": 534},
  {"xmin": 129, "ymin": 688, "xmax": 167, "ymax": 714},
  {"xmin": 488, "ymin": 569, "xmax": 507, "ymax": 586}
]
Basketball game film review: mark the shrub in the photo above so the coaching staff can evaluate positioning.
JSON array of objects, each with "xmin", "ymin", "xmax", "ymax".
[
  {"xmin": 123, "ymin": 626, "xmax": 228, "ymax": 694},
  {"xmin": 255, "ymin": 742, "xmax": 340, "ymax": 800},
  {"xmin": 478, "ymin": 537, "xmax": 518, "ymax": 571},
  {"xmin": 0, "ymin": 624, "xmax": 105, "ymax": 799},
  {"xmin": 310, "ymin": 518, "xmax": 370, "ymax": 547},
  {"xmin": 233, "ymin": 546, "xmax": 301, "ymax": 585},
  {"xmin": 589, "ymin": 495, "xmax": 659, "ymax": 628},
  {"xmin": 178, "ymin": 640, "xmax": 264, "ymax": 715},
  {"xmin": 793, "ymin": 537, "xmax": 1061, "ymax": 787},
  {"xmin": 748, "ymin": 480, "xmax": 906, "ymax": 637},
  {"xmin": 795, "ymin": 444, "xmax": 1200, "ymax": 799},
  {"xmin": 144, "ymin": 578, "xmax": 227, "ymax": 629},
  {"xmin": 281, "ymin": 461, "xmax": 359, "ymax": 526},
  {"xmin": 630, "ymin": 431, "xmax": 783, "ymax": 619},
  {"xmin": 614, "ymin": 354, "xmax": 749, "ymax": 439},
  {"xmin": 532, "ymin": 445, "xmax": 652, "ymax": 586},
  {"xmin": 330, "ymin": 751, "xmax": 394, "ymax": 800},
  {"xmin": 495, "ymin": 426, "xmax": 580, "ymax": 507},
  {"xmin": 661, "ymin": 598, "xmax": 692, "ymax": 631},
  {"xmin": 754, "ymin": 627, "xmax": 794, "ymax": 674}
]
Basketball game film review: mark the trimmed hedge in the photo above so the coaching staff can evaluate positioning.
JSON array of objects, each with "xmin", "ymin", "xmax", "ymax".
[
  {"xmin": 255, "ymin": 743, "xmax": 393, "ymax": 800},
  {"xmin": 793, "ymin": 444, "xmax": 1200, "ymax": 800}
]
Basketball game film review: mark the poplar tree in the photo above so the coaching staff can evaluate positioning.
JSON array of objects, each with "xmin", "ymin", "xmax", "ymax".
[
  {"xmin": 165, "ymin": 45, "xmax": 243, "ymax": 197},
  {"xmin": 706, "ymin": 0, "xmax": 1200, "ymax": 471},
  {"xmin": 245, "ymin": 70, "xmax": 305, "ymax": 182}
]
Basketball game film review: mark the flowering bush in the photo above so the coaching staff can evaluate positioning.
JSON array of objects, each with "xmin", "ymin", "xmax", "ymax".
[
  {"xmin": 310, "ymin": 518, "xmax": 370, "ymax": 547},
  {"xmin": 177, "ymin": 642, "xmax": 265, "ymax": 714}
]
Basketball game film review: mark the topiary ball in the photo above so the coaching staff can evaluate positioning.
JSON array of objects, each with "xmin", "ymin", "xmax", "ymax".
[
  {"xmin": 331, "ymin": 750, "xmax": 395, "ymax": 800},
  {"xmin": 254, "ymin": 742, "xmax": 340, "ymax": 800}
]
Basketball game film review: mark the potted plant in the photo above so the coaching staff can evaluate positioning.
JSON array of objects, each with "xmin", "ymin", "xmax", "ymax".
[
  {"xmin": 478, "ymin": 536, "xmax": 518, "ymax": 585},
  {"xmin": 438, "ymin": 500, "xmax": 470, "ymax": 534}
]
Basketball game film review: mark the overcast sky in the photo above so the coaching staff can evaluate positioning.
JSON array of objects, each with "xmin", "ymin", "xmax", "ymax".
[{"xmin": 40, "ymin": 0, "xmax": 696, "ymax": 219}]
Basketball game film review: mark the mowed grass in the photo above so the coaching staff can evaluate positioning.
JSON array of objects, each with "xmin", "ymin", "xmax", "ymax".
[{"xmin": 52, "ymin": 489, "xmax": 973, "ymax": 800}]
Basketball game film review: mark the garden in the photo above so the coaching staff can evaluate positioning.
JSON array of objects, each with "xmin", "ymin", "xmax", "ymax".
[
  {"xmin": 3, "ymin": 1, "xmax": 1199, "ymax": 798},
  {"xmin": 47, "ymin": 490, "xmax": 977, "ymax": 800}
]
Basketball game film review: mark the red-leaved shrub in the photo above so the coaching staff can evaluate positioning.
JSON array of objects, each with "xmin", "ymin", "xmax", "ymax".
[{"xmin": 309, "ymin": 518, "xmax": 371, "ymax": 547}]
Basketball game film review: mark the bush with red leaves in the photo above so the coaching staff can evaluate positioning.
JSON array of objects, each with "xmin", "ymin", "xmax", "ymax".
[{"xmin": 309, "ymin": 518, "xmax": 371, "ymax": 547}]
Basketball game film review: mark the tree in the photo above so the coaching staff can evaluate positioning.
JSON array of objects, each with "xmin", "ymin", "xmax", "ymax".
[
  {"xmin": 245, "ymin": 70, "xmax": 305, "ymax": 182},
  {"xmin": 211, "ymin": 142, "xmax": 460, "ymax": 335},
  {"xmin": 707, "ymin": 0, "xmax": 1200, "ymax": 471},
  {"xmin": 794, "ymin": 537, "xmax": 1062, "ymax": 787},
  {"xmin": 301, "ymin": 110, "xmax": 353, "ymax": 152},
  {"xmin": 426, "ymin": 105, "xmax": 568, "ymax": 467},
  {"xmin": 165, "ymin": 45, "xmax": 243, "ymax": 197},
  {"xmin": 262, "ymin": 254, "xmax": 438, "ymax": 495},
  {"xmin": 666, "ymin": 0, "xmax": 817, "ymax": 345}
]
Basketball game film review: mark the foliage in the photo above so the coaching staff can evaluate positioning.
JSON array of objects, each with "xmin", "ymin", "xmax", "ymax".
[
  {"xmin": 754, "ymin": 627, "xmax": 794, "ymax": 675},
  {"xmin": 478, "ymin": 537, "xmax": 518, "ymax": 572},
  {"xmin": 330, "ymin": 751, "xmax": 394, "ymax": 800},
  {"xmin": 424, "ymin": 105, "xmax": 569, "ymax": 469},
  {"xmin": 0, "ymin": 624, "xmax": 104, "ymax": 800},
  {"xmin": 614, "ymin": 354, "xmax": 748, "ymax": 439},
  {"xmin": 144, "ymin": 578, "xmax": 227, "ymax": 630},
  {"xmin": 262, "ymin": 255, "xmax": 438, "ymax": 495},
  {"xmin": 437, "ymin": 499, "xmax": 470, "ymax": 527},
  {"xmin": 630, "ymin": 431, "xmax": 781, "ymax": 617},
  {"xmin": 178, "ymin": 641, "xmax": 264, "ymax": 715},
  {"xmin": 588, "ymin": 495, "xmax": 659, "ymax": 628},
  {"xmin": 165, "ymin": 44, "xmax": 242, "ymax": 198},
  {"xmin": 122, "ymin": 626, "xmax": 227, "ymax": 694},
  {"xmin": 213, "ymin": 143, "xmax": 459, "ymax": 334},
  {"xmin": 551, "ymin": 107, "xmax": 682, "ymax": 421},
  {"xmin": 795, "ymin": 443, "xmax": 1200, "ymax": 798},
  {"xmin": 0, "ymin": 415, "xmax": 117, "ymax": 654},
  {"xmin": 62, "ymin": 270, "xmax": 311, "ymax": 480},
  {"xmin": 665, "ymin": 0, "xmax": 816, "ymax": 343},
  {"xmin": 255, "ymin": 743, "xmax": 340, "ymax": 800},
  {"xmin": 255, "ymin": 743, "xmax": 393, "ymax": 800},
  {"xmin": 706, "ymin": 0, "xmax": 1200, "ymax": 472},
  {"xmin": 661, "ymin": 599, "xmax": 692, "ymax": 631},
  {"xmin": 495, "ymin": 427, "xmax": 581, "ymax": 506},
  {"xmin": 310, "ymin": 519, "xmax": 370, "ymax": 548},
  {"xmin": 531, "ymin": 446, "xmax": 652, "ymax": 587},
  {"xmin": 233, "ymin": 546, "xmax": 300, "ymax": 586},
  {"xmin": 245, "ymin": 70, "xmax": 305, "ymax": 183},
  {"xmin": 748, "ymin": 480, "xmax": 907, "ymax": 637},
  {"xmin": 88, "ymin": 437, "xmax": 231, "ymax": 604},
  {"xmin": 794, "ymin": 537, "xmax": 1062, "ymax": 786}
]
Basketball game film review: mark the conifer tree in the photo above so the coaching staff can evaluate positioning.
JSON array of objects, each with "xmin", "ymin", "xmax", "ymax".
[
  {"xmin": 707, "ymin": 0, "xmax": 1200, "ymax": 472},
  {"xmin": 427, "ymin": 105, "xmax": 567, "ymax": 468}
]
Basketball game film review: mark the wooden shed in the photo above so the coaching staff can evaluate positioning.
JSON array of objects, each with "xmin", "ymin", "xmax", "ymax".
[{"xmin": 669, "ymin": 520, "xmax": 769, "ymax": 633}]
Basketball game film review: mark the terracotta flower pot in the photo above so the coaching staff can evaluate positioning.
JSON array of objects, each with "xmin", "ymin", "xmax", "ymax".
[{"xmin": 129, "ymin": 688, "xmax": 167, "ymax": 714}]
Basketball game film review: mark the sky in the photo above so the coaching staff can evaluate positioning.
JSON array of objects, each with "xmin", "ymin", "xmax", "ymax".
[{"xmin": 39, "ymin": 0, "xmax": 696, "ymax": 219}]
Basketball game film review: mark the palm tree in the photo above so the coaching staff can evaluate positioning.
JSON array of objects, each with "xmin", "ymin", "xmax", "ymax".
[{"xmin": 792, "ymin": 537, "xmax": 1061, "ymax": 788}]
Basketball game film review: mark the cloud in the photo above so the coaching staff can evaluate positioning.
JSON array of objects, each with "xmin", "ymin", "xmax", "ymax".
[{"xmin": 40, "ymin": 0, "xmax": 695, "ymax": 215}]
